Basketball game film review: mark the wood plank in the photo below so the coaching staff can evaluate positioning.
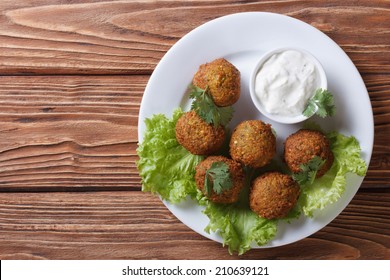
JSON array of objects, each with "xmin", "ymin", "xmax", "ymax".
[
  {"xmin": 0, "ymin": 75, "xmax": 145, "ymax": 190},
  {"xmin": 365, "ymin": 73, "xmax": 390, "ymax": 187},
  {"xmin": 0, "ymin": 75, "xmax": 388, "ymax": 191},
  {"xmin": 0, "ymin": 0, "xmax": 387, "ymax": 263},
  {"xmin": 0, "ymin": 0, "xmax": 388, "ymax": 75},
  {"xmin": 0, "ymin": 191, "xmax": 388, "ymax": 260}
]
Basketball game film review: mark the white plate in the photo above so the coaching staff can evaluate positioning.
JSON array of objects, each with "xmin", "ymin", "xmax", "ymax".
[{"xmin": 138, "ymin": 12, "xmax": 374, "ymax": 248}]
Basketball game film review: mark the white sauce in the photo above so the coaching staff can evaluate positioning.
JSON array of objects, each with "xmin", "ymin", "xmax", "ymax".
[{"xmin": 255, "ymin": 50, "xmax": 321, "ymax": 117}]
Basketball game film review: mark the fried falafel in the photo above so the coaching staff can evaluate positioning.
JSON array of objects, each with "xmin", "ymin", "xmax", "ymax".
[
  {"xmin": 195, "ymin": 156, "xmax": 245, "ymax": 204},
  {"xmin": 250, "ymin": 172, "xmax": 300, "ymax": 219},
  {"xmin": 192, "ymin": 58, "xmax": 240, "ymax": 107},
  {"xmin": 284, "ymin": 129, "xmax": 334, "ymax": 178},
  {"xmin": 229, "ymin": 120, "xmax": 276, "ymax": 168},
  {"xmin": 175, "ymin": 111, "xmax": 225, "ymax": 155}
]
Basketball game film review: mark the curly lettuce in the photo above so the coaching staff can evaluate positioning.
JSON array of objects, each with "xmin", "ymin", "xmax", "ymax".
[
  {"xmin": 137, "ymin": 108, "xmax": 368, "ymax": 254},
  {"xmin": 204, "ymin": 202, "xmax": 277, "ymax": 255},
  {"xmin": 136, "ymin": 108, "xmax": 203, "ymax": 203},
  {"xmin": 198, "ymin": 169, "xmax": 279, "ymax": 255},
  {"xmin": 298, "ymin": 131, "xmax": 368, "ymax": 217}
]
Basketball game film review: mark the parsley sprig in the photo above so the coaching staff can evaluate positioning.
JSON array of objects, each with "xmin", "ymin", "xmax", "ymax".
[
  {"xmin": 303, "ymin": 88, "xmax": 336, "ymax": 118},
  {"xmin": 292, "ymin": 156, "xmax": 325, "ymax": 185},
  {"xmin": 189, "ymin": 85, "xmax": 234, "ymax": 127},
  {"xmin": 204, "ymin": 162, "xmax": 233, "ymax": 196}
]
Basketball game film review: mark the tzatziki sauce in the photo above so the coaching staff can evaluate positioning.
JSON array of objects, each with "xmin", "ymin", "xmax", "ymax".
[{"xmin": 254, "ymin": 49, "xmax": 321, "ymax": 117}]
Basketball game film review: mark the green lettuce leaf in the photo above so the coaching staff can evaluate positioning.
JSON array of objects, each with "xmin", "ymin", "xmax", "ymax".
[
  {"xmin": 200, "ymin": 168, "xmax": 279, "ymax": 255},
  {"xmin": 136, "ymin": 108, "xmax": 203, "ymax": 203},
  {"xmin": 298, "ymin": 131, "xmax": 368, "ymax": 217},
  {"xmin": 203, "ymin": 202, "xmax": 277, "ymax": 255},
  {"xmin": 137, "ymin": 107, "xmax": 368, "ymax": 254}
]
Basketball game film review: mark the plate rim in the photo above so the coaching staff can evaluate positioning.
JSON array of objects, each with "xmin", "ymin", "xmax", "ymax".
[{"xmin": 137, "ymin": 11, "xmax": 374, "ymax": 249}]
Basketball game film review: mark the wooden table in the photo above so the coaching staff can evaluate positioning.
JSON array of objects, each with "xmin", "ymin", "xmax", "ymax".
[{"xmin": 0, "ymin": 1, "xmax": 388, "ymax": 260}]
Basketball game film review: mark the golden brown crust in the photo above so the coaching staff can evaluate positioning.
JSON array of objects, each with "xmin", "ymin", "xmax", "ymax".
[
  {"xmin": 284, "ymin": 129, "xmax": 334, "ymax": 177},
  {"xmin": 249, "ymin": 172, "xmax": 300, "ymax": 219},
  {"xmin": 229, "ymin": 120, "xmax": 276, "ymax": 168},
  {"xmin": 175, "ymin": 111, "xmax": 225, "ymax": 155},
  {"xmin": 195, "ymin": 156, "xmax": 245, "ymax": 204},
  {"xmin": 192, "ymin": 58, "xmax": 240, "ymax": 107}
]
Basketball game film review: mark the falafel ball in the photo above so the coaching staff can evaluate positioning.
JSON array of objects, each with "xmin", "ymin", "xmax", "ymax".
[
  {"xmin": 250, "ymin": 172, "xmax": 300, "ymax": 219},
  {"xmin": 195, "ymin": 156, "xmax": 245, "ymax": 204},
  {"xmin": 284, "ymin": 129, "xmax": 334, "ymax": 178},
  {"xmin": 192, "ymin": 58, "xmax": 240, "ymax": 107},
  {"xmin": 175, "ymin": 111, "xmax": 225, "ymax": 155},
  {"xmin": 229, "ymin": 120, "xmax": 276, "ymax": 168}
]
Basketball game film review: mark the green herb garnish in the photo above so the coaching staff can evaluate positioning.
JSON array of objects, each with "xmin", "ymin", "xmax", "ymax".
[
  {"xmin": 138, "ymin": 108, "xmax": 368, "ymax": 254},
  {"xmin": 303, "ymin": 88, "xmax": 336, "ymax": 118},
  {"xmin": 204, "ymin": 161, "xmax": 233, "ymax": 196},
  {"xmin": 189, "ymin": 85, "xmax": 234, "ymax": 127},
  {"xmin": 292, "ymin": 156, "xmax": 326, "ymax": 185}
]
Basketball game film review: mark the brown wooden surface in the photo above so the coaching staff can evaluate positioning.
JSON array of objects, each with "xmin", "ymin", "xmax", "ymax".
[{"xmin": 0, "ymin": 0, "xmax": 389, "ymax": 260}]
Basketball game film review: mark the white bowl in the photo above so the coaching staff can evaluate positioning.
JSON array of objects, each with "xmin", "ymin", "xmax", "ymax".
[{"xmin": 249, "ymin": 47, "xmax": 327, "ymax": 124}]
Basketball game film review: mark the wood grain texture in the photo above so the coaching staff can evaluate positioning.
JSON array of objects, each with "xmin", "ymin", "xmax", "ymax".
[
  {"xmin": 0, "ymin": 74, "xmax": 387, "ymax": 191},
  {"xmin": 0, "ymin": 75, "xmax": 144, "ymax": 191},
  {"xmin": 0, "ymin": 191, "xmax": 388, "ymax": 260},
  {"xmin": 0, "ymin": 0, "xmax": 388, "ymax": 260},
  {"xmin": 0, "ymin": 0, "xmax": 388, "ymax": 75}
]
